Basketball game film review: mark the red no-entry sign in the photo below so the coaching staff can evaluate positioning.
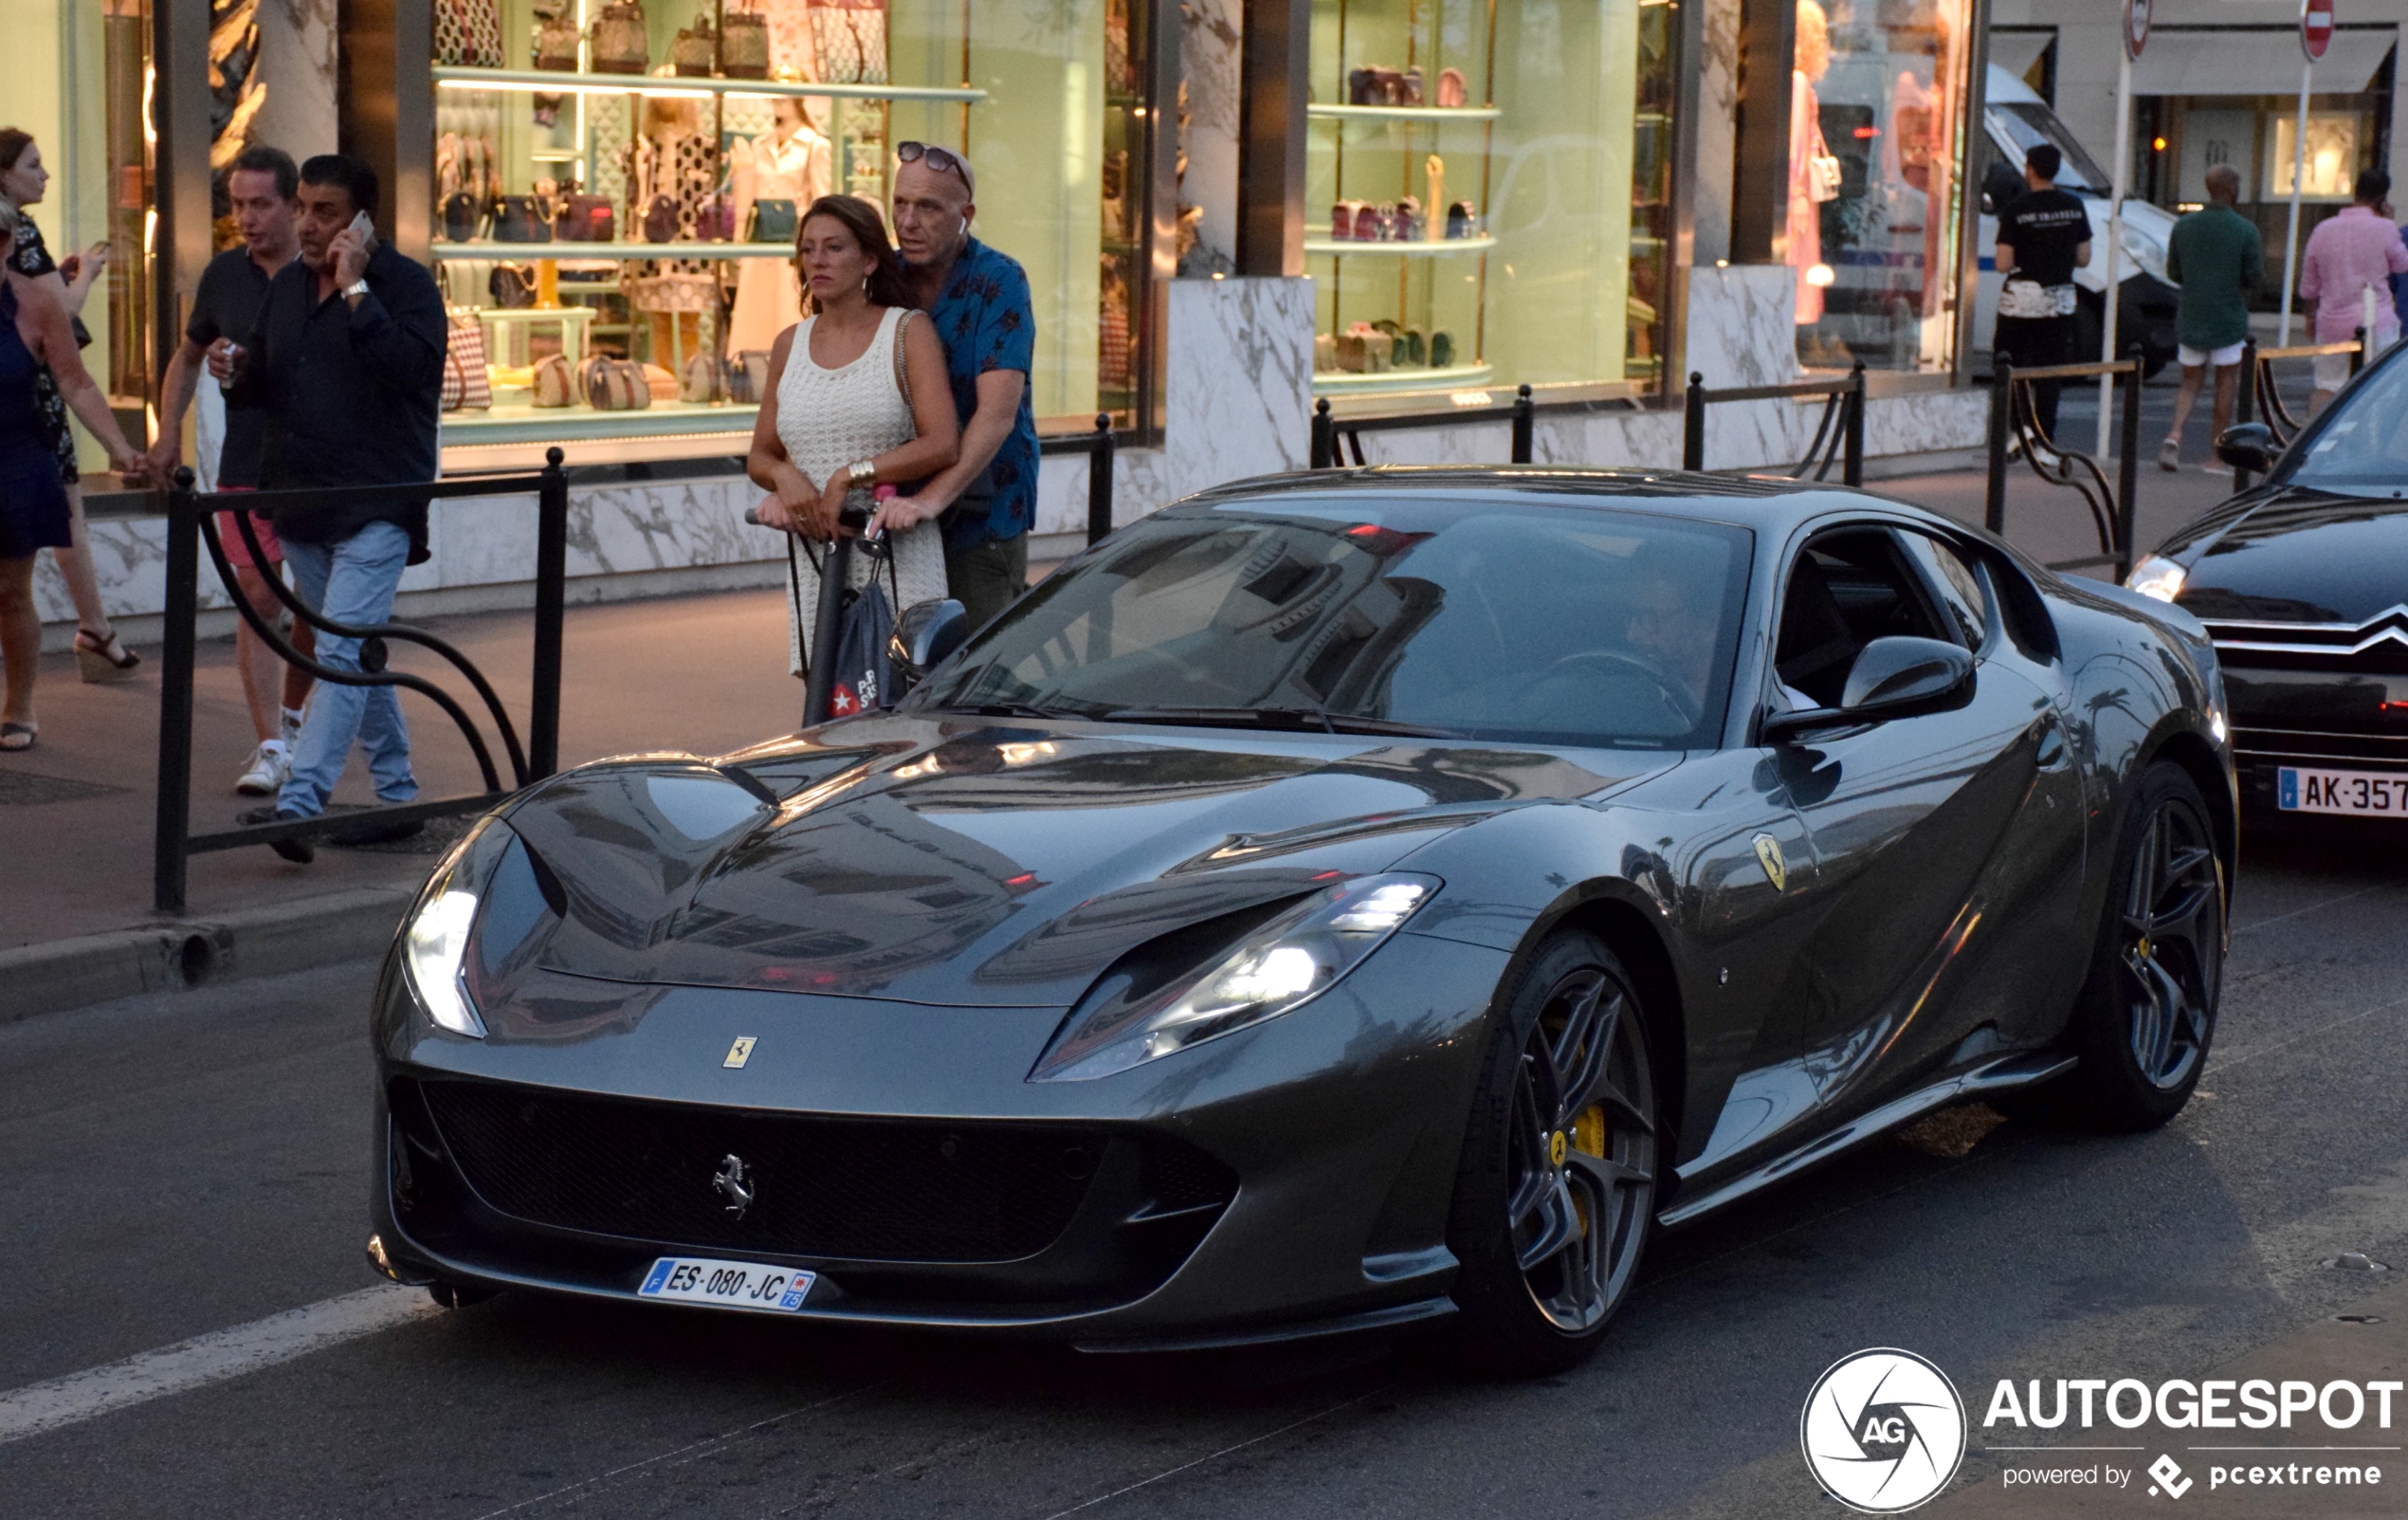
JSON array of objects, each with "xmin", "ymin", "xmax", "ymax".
[
  {"xmin": 2302, "ymin": 0, "xmax": 2334, "ymax": 61},
  {"xmin": 2125, "ymin": 0, "xmax": 2151, "ymax": 59}
]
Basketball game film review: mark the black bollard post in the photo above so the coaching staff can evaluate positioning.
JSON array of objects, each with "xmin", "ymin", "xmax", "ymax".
[
  {"xmin": 1510, "ymin": 383, "xmax": 1534, "ymax": 465},
  {"xmin": 2117, "ymin": 348, "xmax": 2143, "ymax": 579},
  {"xmin": 1843, "ymin": 361, "xmax": 1867, "ymax": 486},
  {"xmin": 1683, "ymin": 373, "xmax": 1706, "ymax": 471},
  {"xmin": 154, "ymin": 470, "xmax": 199, "ymax": 914},
  {"xmin": 2235, "ymin": 338, "xmax": 2258, "ymax": 493},
  {"xmin": 1310, "ymin": 397, "xmax": 1335, "ymax": 469},
  {"xmin": 1984, "ymin": 357, "xmax": 2012, "ymax": 537},
  {"xmin": 2352, "ymin": 326, "xmax": 2366, "ymax": 379},
  {"xmin": 1085, "ymin": 412, "xmax": 1115, "ymax": 547}
]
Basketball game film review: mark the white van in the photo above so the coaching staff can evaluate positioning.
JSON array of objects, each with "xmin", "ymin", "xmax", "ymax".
[{"xmin": 1976, "ymin": 64, "xmax": 2179, "ymax": 373}]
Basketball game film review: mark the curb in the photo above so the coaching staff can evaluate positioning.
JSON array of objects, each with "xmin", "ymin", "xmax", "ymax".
[{"xmin": 0, "ymin": 886, "xmax": 417, "ymax": 1026}]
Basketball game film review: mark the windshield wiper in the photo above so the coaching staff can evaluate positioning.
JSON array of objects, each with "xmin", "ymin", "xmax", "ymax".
[
  {"xmin": 1101, "ymin": 705, "xmax": 1459, "ymax": 739},
  {"xmin": 928, "ymin": 701, "xmax": 1085, "ymax": 720}
]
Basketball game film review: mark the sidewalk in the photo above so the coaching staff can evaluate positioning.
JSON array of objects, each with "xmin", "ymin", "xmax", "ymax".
[{"xmin": 0, "ymin": 452, "xmax": 2249, "ymax": 1017}]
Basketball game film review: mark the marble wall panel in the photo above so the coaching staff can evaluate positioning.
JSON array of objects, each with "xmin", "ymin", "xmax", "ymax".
[
  {"xmin": 1692, "ymin": 0, "xmax": 1742, "ymax": 266},
  {"xmin": 1179, "ymin": 0, "xmax": 1243, "ymax": 275},
  {"xmin": 1684, "ymin": 263, "xmax": 1799, "ymax": 389},
  {"xmin": 249, "ymin": 0, "xmax": 340, "ymax": 161}
]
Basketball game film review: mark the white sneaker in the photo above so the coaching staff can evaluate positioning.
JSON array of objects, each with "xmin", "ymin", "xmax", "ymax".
[{"xmin": 236, "ymin": 740, "xmax": 291, "ymax": 797}]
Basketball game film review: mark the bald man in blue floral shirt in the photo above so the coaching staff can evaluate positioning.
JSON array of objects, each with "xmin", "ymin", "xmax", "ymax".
[{"xmin": 882, "ymin": 143, "xmax": 1041, "ymax": 632}]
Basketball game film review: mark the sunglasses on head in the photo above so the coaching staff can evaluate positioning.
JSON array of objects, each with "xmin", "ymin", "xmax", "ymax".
[{"xmin": 896, "ymin": 141, "xmax": 975, "ymax": 197}]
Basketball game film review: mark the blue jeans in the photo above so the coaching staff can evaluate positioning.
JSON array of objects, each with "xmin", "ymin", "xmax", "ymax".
[{"xmin": 276, "ymin": 520, "xmax": 417, "ymax": 816}]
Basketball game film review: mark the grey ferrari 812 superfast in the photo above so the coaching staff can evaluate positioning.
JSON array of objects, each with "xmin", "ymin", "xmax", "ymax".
[{"xmin": 369, "ymin": 469, "xmax": 2235, "ymax": 1373}]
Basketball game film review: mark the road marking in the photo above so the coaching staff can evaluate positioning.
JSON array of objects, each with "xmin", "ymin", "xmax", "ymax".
[
  {"xmin": 2206, "ymin": 992, "xmax": 2408, "ymax": 1077},
  {"xmin": 1039, "ymin": 1388, "xmax": 1388, "ymax": 1518},
  {"xmin": 2233, "ymin": 881, "xmax": 2398, "ymax": 934},
  {"xmin": 0, "ymin": 1284, "xmax": 441, "ymax": 1446}
]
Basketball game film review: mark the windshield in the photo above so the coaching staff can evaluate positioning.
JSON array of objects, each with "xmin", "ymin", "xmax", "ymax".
[
  {"xmin": 909, "ymin": 495, "xmax": 1756, "ymax": 749},
  {"xmin": 1990, "ymin": 102, "xmax": 2110, "ymax": 194},
  {"xmin": 2277, "ymin": 349, "xmax": 2408, "ymax": 499}
]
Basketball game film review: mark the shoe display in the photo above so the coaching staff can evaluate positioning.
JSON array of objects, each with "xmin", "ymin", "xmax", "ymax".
[{"xmin": 235, "ymin": 741, "xmax": 291, "ymax": 797}]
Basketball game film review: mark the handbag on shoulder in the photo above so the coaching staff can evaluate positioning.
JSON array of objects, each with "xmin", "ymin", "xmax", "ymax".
[{"xmin": 589, "ymin": 1, "xmax": 649, "ymax": 73}]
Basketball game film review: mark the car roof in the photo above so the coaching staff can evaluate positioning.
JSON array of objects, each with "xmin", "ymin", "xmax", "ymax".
[{"xmin": 1178, "ymin": 466, "xmax": 1941, "ymax": 539}]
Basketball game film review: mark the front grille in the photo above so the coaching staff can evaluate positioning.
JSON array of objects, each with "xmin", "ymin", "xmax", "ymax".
[{"xmin": 416, "ymin": 1079, "xmax": 1109, "ymax": 1263}]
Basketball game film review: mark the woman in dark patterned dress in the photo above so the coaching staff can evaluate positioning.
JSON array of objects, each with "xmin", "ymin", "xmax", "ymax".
[
  {"xmin": 0, "ymin": 128, "xmax": 141, "ymax": 681},
  {"xmin": 0, "ymin": 203, "xmax": 148, "ymax": 749}
]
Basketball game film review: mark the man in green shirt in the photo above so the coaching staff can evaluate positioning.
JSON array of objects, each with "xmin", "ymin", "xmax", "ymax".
[{"xmin": 2161, "ymin": 164, "xmax": 2264, "ymax": 473}]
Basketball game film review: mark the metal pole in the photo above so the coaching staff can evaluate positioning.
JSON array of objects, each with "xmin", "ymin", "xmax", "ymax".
[
  {"xmin": 803, "ymin": 535, "xmax": 852, "ymax": 727},
  {"xmin": 1310, "ymin": 397, "xmax": 1334, "ymax": 468},
  {"xmin": 154, "ymin": 473, "xmax": 199, "ymax": 914},
  {"xmin": 2097, "ymin": 46, "xmax": 2134, "ymax": 458},
  {"xmin": 1085, "ymin": 412, "xmax": 1114, "ymax": 547},
  {"xmin": 1985, "ymin": 358, "xmax": 2012, "ymax": 536},
  {"xmin": 1510, "ymin": 383, "xmax": 1534, "ymax": 465},
  {"xmin": 2352, "ymin": 324, "xmax": 2366, "ymax": 378},
  {"xmin": 528, "ymin": 447, "xmax": 568, "ymax": 781},
  {"xmin": 2278, "ymin": 59, "xmax": 2311, "ymax": 345},
  {"xmin": 1843, "ymin": 362, "xmax": 1867, "ymax": 486},
  {"xmin": 2234, "ymin": 337, "xmax": 2259, "ymax": 492},
  {"xmin": 2117, "ymin": 348, "xmax": 2143, "ymax": 580},
  {"xmin": 1683, "ymin": 372, "xmax": 1706, "ymax": 471}
]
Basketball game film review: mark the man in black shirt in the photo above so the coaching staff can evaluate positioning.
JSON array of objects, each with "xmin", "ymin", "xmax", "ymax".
[
  {"xmin": 213, "ymin": 153, "xmax": 446, "ymax": 861},
  {"xmin": 151, "ymin": 145, "xmax": 318, "ymax": 797},
  {"xmin": 1993, "ymin": 143, "xmax": 2092, "ymax": 446}
]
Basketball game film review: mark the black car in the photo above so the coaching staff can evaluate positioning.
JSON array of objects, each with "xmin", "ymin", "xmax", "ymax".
[
  {"xmin": 2132, "ymin": 339, "xmax": 2408, "ymax": 823},
  {"xmin": 369, "ymin": 470, "xmax": 2234, "ymax": 1373}
]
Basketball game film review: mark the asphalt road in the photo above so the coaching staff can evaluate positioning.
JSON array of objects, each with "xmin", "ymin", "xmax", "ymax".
[{"xmin": 3, "ymin": 824, "xmax": 2404, "ymax": 1519}]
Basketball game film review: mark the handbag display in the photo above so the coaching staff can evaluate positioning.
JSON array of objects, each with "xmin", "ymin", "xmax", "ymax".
[
  {"xmin": 811, "ymin": 0, "xmax": 889, "ymax": 86},
  {"xmin": 631, "ymin": 272, "xmax": 720, "ymax": 312},
  {"xmin": 494, "ymin": 195, "xmax": 552, "ymax": 244},
  {"xmin": 434, "ymin": 0, "xmax": 506, "ymax": 67},
  {"xmin": 726, "ymin": 349, "xmax": 773, "ymax": 404},
  {"xmin": 720, "ymin": 4, "xmax": 773, "ymax": 78},
  {"xmin": 487, "ymin": 264, "xmax": 538, "ymax": 308},
  {"xmin": 532, "ymin": 353, "xmax": 577, "ymax": 408},
  {"xmin": 441, "ymin": 192, "xmax": 483, "ymax": 243},
  {"xmin": 441, "ymin": 316, "xmax": 494, "ymax": 412},
  {"xmin": 555, "ymin": 194, "xmax": 615, "ymax": 242},
  {"xmin": 1436, "ymin": 67, "xmax": 1468, "ymax": 108},
  {"xmin": 680, "ymin": 351, "xmax": 727, "ymax": 403},
  {"xmin": 642, "ymin": 193, "xmax": 683, "ymax": 243},
  {"xmin": 589, "ymin": 1, "xmax": 649, "ymax": 74},
  {"xmin": 671, "ymin": 12, "xmax": 719, "ymax": 75},
  {"xmin": 746, "ymin": 197, "xmax": 799, "ymax": 244},
  {"xmin": 533, "ymin": 5, "xmax": 581, "ymax": 69},
  {"xmin": 583, "ymin": 357, "xmax": 653, "ymax": 412},
  {"xmin": 642, "ymin": 362, "xmax": 681, "ymax": 402},
  {"xmin": 694, "ymin": 192, "xmax": 739, "ymax": 242}
]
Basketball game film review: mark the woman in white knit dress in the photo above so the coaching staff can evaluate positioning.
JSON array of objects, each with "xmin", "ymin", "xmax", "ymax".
[{"xmin": 745, "ymin": 195, "xmax": 959, "ymax": 684}]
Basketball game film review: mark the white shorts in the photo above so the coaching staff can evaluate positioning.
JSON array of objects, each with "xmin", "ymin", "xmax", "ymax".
[
  {"xmin": 2315, "ymin": 320, "xmax": 2399, "ymax": 390},
  {"xmin": 2178, "ymin": 340, "xmax": 2245, "ymax": 369}
]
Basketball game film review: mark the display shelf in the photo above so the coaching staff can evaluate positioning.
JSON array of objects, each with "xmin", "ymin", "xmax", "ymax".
[
  {"xmin": 431, "ymin": 241, "xmax": 799, "ymax": 260},
  {"xmin": 1313, "ymin": 361, "xmax": 1494, "ymax": 394},
  {"xmin": 441, "ymin": 400, "xmax": 763, "ymax": 446},
  {"xmin": 431, "ymin": 65, "xmax": 986, "ymax": 104},
  {"xmin": 1306, "ymin": 102, "xmax": 1500, "ymax": 123},
  {"xmin": 1304, "ymin": 234, "xmax": 1495, "ymax": 256}
]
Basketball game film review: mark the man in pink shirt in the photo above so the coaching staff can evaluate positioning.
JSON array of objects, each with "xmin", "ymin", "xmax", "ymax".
[{"xmin": 2299, "ymin": 169, "xmax": 2408, "ymax": 411}]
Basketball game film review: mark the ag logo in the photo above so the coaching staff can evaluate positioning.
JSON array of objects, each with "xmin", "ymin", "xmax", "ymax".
[{"xmin": 1800, "ymin": 1347, "xmax": 1966, "ymax": 1512}]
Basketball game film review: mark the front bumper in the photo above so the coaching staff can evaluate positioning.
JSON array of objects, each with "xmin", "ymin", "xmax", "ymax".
[
  {"xmin": 2222, "ymin": 666, "xmax": 2408, "ymax": 816},
  {"xmin": 369, "ymin": 930, "xmax": 1508, "ymax": 1343}
]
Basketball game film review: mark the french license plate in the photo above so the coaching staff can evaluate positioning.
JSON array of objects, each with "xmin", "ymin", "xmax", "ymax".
[
  {"xmin": 2278, "ymin": 767, "xmax": 2408, "ymax": 815},
  {"xmin": 637, "ymin": 1256, "xmax": 817, "ymax": 1313}
]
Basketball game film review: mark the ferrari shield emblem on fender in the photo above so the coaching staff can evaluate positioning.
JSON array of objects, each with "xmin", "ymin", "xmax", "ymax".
[
  {"xmin": 1752, "ymin": 833, "xmax": 1788, "ymax": 892},
  {"xmin": 723, "ymin": 1035, "xmax": 757, "ymax": 1069}
]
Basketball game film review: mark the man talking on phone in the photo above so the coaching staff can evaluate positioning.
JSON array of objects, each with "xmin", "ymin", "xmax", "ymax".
[{"xmin": 212, "ymin": 152, "xmax": 446, "ymax": 863}]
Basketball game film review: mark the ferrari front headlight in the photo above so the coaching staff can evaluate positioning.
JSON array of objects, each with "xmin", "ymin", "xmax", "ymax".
[
  {"xmin": 400, "ymin": 817, "xmax": 508, "ymax": 1038},
  {"xmin": 1030, "ymin": 873, "xmax": 1438, "ymax": 1082},
  {"xmin": 2126, "ymin": 554, "xmax": 2188, "ymax": 603}
]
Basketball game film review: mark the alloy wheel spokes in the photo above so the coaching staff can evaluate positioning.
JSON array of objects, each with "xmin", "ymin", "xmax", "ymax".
[{"xmin": 2121, "ymin": 796, "xmax": 2221, "ymax": 1090}]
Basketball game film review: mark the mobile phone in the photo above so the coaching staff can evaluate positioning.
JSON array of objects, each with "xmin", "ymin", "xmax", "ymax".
[{"xmin": 347, "ymin": 210, "xmax": 377, "ymax": 253}]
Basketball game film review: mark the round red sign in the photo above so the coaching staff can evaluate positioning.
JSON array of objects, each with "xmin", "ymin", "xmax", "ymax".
[
  {"xmin": 2302, "ymin": 0, "xmax": 2334, "ymax": 61},
  {"xmin": 2125, "ymin": 0, "xmax": 2151, "ymax": 59}
]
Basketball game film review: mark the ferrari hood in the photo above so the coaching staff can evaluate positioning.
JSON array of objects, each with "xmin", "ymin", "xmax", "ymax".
[
  {"xmin": 2171, "ymin": 488, "xmax": 2408, "ymax": 624},
  {"xmin": 490, "ymin": 713, "xmax": 1657, "ymax": 1008}
]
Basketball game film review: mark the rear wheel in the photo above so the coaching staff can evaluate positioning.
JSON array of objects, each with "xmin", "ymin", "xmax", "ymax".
[
  {"xmin": 2033, "ymin": 762, "xmax": 2225, "ymax": 1129},
  {"xmin": 1445, "ymin": 932, "xmax": 1659, "ymax": 1375}
]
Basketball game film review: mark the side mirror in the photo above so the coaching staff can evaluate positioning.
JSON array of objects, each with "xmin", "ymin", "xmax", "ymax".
[
  {"xmin": 887, "ymin": 597, "xmax": 969, "ymax": 695},
  {"xmin": 2214, "ymin": 422, "xmax": 2276, "ymax": 473},
  {"xmin": 1763, "ymin": 635, "xmax": 1976, "ymax": 742}
]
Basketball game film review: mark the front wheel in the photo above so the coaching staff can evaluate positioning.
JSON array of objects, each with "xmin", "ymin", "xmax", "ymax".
[
  {"xmin": 1445, "ymin": 932, "xmax": 1660, "ymax": 1375},
  {"xmin": 2041, "ymin": 761, "xmax": 2226, "ymax": 1130}
]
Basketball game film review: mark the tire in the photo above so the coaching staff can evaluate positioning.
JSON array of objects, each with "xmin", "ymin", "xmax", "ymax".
[
  {"xmin": 2030, "ymin": 761, "xmax": 2225, "ymax": 1130},
  {"xmin": 1444, "ymin": 931, "xmax": 1661, "ymax": 1375}
]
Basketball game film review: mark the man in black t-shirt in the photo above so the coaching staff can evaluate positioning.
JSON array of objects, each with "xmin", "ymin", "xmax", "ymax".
[
  {"xmin": 1993, "ymin": 143, "xmax": 2093, "ymax": 446},
  {"xmin": 149, "ymin": 146, "xmax": 317, "ymax": 797}
]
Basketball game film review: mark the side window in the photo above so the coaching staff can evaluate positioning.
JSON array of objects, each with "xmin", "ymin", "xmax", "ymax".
[
  {"xmin": 1894, "ymin": 530, "xmax": 1990, "ymax": 650},
  {"xmin": 1773, "ymin": 528, "xmax": 1951, "ymax": 707}
]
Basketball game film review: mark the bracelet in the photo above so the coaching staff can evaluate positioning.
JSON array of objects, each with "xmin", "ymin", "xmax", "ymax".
[{"xmin": 848, "ymin": 459, "xmax": 879, "ymax": 487}]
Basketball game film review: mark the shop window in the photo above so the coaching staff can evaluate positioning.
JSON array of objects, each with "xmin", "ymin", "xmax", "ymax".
[
  {"xmin": 424, "ymin": 0, "xmax": 1163, "ymax": 459},
  {"xmin": 1790, "ymin": 0, "xmax": 1973, "ymax": 375},
  {"xmin": 1304, "ymin": 0, "xmax": 1676, "ymax": 401}
]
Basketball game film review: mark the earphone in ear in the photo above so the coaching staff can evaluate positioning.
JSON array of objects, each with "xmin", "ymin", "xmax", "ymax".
[{"xmin": 957, "ymin": 215, "xmax": 968, "ymax": 236}]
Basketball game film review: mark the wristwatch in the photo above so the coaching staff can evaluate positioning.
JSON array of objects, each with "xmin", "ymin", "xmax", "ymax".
[
  {"xmin": 342, "ymin": 279, "xmax": 371, "ymax": 299},
  {"xmin": 848, "ymin": 459, "xmax": 878, "ymax": 486}
]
